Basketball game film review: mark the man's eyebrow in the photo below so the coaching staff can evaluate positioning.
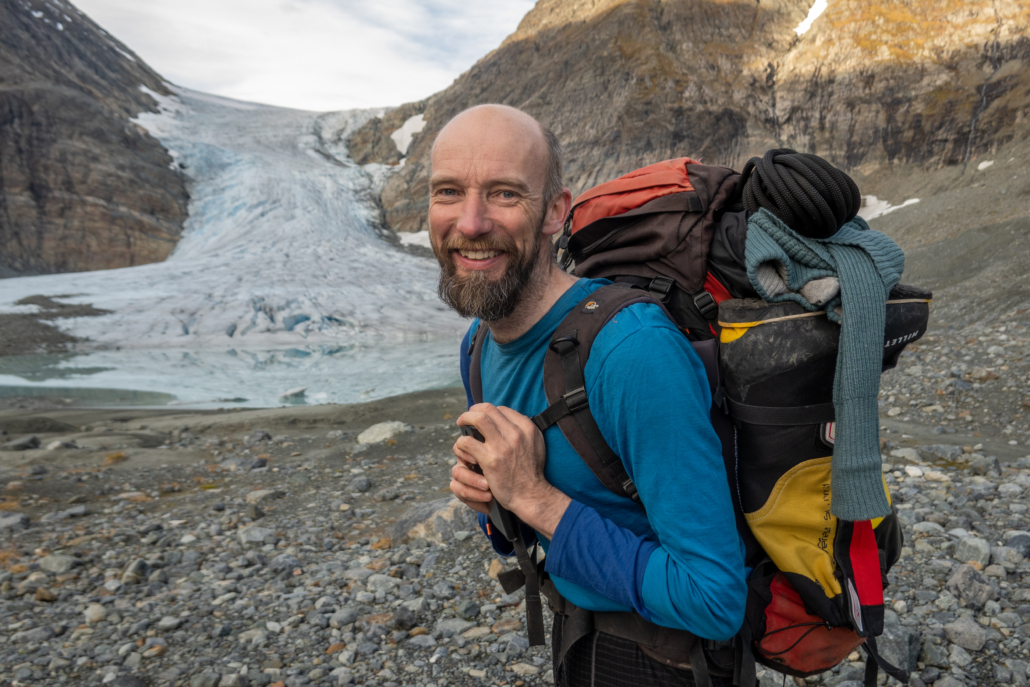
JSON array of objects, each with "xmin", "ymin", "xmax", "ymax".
[
  {"xmin": 429, "ymin": 174, "xmax": 462, "ymax": 190},
  {"xmin": 487, "ymin": 178, "xmax": 532, "ymax": 194}
]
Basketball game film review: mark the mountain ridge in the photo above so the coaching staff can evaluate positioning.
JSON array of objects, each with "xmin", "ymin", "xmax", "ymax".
[
  {"xmin": 351, "ymin": 0, "xmax": 1030, "ymax": 234},
  {"xmin": 0, "ymin": 0, "xmax": 189, "ymax": 276}
]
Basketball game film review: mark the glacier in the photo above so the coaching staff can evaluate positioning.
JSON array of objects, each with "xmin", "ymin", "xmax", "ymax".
[{"xmin": 0, "ymin": 87, "xmax": 467, "ymax": 406}]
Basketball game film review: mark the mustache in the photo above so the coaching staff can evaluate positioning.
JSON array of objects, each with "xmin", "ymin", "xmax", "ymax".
[{"xmin": 436, "ymin": 235, "xmax": 517, "ymax": 254}]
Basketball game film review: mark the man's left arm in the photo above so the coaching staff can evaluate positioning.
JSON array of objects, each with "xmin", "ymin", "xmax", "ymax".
[{"xmin": 543, "ymin": 324, "xmax": 747, "ymax": 639}]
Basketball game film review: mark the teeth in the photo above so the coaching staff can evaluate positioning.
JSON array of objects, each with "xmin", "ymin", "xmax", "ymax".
[{"xmin": 458, "ymin": 249, "xmax": 500, "ymax": 260}]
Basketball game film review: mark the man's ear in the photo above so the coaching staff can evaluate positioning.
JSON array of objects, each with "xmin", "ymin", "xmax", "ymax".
[{"xmin": 542, "ymin": 188, "xmax": 573, "ymax": 238}]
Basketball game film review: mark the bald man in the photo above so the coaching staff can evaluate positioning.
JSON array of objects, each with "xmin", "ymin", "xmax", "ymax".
[{"xmin": 432, "ymin": 105, "xmax": 745, "ymax": 687}]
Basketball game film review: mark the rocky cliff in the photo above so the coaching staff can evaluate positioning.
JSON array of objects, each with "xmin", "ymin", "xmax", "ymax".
[
  {"xmin": 0, "ymin": 0, "xmax": 188, "ymax": 276},
  {"xmin": 351, "ymin": 0, "xmax": 1030, "ymax": 233}
]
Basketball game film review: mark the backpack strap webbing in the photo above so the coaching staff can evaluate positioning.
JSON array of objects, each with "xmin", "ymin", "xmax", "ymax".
[
  {"xmin": 532, "ymin": 282, "xmax": 670, "ymax": 506},
  {"xmin": 863, "ymin": 636, "xmax": 910, "ymax": 686},
  {"xmin": 467, "ymin": 323, "xmax": 545, "ymax": 647}
]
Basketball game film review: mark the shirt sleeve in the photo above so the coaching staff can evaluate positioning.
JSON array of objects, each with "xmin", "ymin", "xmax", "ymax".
[{"xmin": 543, "ymin": 319, "xmax": 747, "ymax": 640}]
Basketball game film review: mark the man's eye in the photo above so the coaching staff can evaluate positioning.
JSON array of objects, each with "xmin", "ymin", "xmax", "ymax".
[
  {"xmin": 438, "ymin": 189, "xmax": 457, "ymax": 196},
  {"xmin": 500, "ymin": 191, "xmax": 516, "ymax": 199}
]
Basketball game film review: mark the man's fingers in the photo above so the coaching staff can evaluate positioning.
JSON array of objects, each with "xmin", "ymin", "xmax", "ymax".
[
  {"xmin": 451, "ymin": 462, "xmax": 489, "ymax": 491},
  {"xmin": 449, "ymin": 478, "xmax": 493, "ymax": 505},
  {"xmin": 459, "ymin": 405, "xmax": 511, "ymax": 444},
  {"xmin": 495, "ymin": 405, "xmax": 540, "ymax": 436}
]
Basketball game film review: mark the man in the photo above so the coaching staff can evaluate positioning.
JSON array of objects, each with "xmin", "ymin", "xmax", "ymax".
[{"xmin": 429, "ymin": 104, "xmax": 746, "ymax": 686}]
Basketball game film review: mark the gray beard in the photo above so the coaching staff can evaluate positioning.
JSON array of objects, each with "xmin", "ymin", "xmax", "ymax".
[{"xmin": 437, "ymin": 232, "xmax": 543, "ymax": 322}]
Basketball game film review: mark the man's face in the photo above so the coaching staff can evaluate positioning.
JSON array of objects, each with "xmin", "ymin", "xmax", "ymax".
[{"xmin": 428, "ymin": 108, "xmax": 551, "ymax": 321}]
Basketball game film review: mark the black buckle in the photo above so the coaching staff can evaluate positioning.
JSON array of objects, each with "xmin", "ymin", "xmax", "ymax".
[
  {"xmin": 562, "ymin": 387, "xmax": 589, "ymax": 413},
  {"xmin": 549, "ymin": 332, "xmax": 579, "ymax": 354},
  {"xmin": 648, "ymin": 276, "xmax": 675, "ymax": 302},
  {"xmin": 693, "ymin": 291, "xmax": 718, "ymax": 320}
]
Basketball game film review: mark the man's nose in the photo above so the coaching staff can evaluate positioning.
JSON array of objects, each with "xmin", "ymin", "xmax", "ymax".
[{"xmin": 455, "ymin": 193, "xmax": 491, "ymax": 238}]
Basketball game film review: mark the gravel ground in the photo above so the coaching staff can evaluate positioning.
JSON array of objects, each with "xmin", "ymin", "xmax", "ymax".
[{"xmin": 2, "ymin": 321, "xmax": 1030, "ymax": 687}]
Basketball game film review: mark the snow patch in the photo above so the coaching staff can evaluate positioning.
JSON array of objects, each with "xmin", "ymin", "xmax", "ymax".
[
  {"xmin": 391, "ymin": 114, "xmax": 426, "ymax": 157},
  {"xmin": 30, "ymin": 10, "xmax": 42, "ymax": 17},
  {"xmin": 398, "ymin": 231, "xmax": 432, "ymax": 249},
  {"xmin": 795, "ymin": 0, "xmax": 828, "ymax": 35},
  {"xmin": 858, "ymin": 196, "xmax": 920, "ymax": 221},
  {"xmin": 977, "ymin": 160, "xmax": 995, "ymax": 171}
]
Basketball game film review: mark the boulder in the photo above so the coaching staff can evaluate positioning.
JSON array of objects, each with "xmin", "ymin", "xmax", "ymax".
[
  {"xmin": 356, "ymin": 421, "xmax": 412, "ymax": 445},
  {"xmin": 38, "ymin": 554, "xmax": 81, "ymax": 574},
  {"xmin": 390, "ymin": 496, "xmax": 478, "ymax": 545},
  {"xmin": 946, "ymin": 564, "xmax": 998, "ymax": 608},
  {"xmin": 953, "ymin": 537, "xmax": 991, "ymax": 566},
  {"xmin": 2, "ymin": 435, "xmax": 40, "ymax": 451},
  {"xmin": 944, "ymin": 617, "xmax": 986, "ymax": 652},
  {"xmin": 238, "ymin": 526, "xmax": 276, "ymax": 548}
]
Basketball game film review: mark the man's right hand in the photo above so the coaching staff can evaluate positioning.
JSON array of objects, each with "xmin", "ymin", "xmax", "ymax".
[{"xmin": 450, "ymin": 456, "xmax": 494, "ymax": 515}]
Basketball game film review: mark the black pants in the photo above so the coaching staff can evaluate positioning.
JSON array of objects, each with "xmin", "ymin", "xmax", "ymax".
[{"xmin": 552, "ymin": 613, "xmax": 734, "ymax": 687}]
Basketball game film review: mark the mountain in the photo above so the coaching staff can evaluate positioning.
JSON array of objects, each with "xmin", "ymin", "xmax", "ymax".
[
  {"xmin": 351, "ymin": 0, "xmax": 1030, "ymax": 234},
  {"xmin": 0, "ymin": 0, "xmax": 188, "ymax": 276}
]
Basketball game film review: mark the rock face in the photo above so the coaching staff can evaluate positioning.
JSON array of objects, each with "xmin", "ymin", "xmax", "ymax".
[
  {"xmin": 0, "ymin": 0, "xmax": 188, "ymax": 275},
  {"xmin": 355, "ymin": 0, "xmax": 1030, "ymax": 233}
]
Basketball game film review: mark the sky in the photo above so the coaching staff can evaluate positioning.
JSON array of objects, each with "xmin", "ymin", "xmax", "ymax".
[{"xmin": 72, "ymin": 0, "xmax": 537, "ymax": 112}]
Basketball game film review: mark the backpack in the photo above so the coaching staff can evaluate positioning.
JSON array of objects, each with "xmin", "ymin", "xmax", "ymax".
[{"xmin": 468, "ymin": 156, "xmax": 931, "ymax": 687}]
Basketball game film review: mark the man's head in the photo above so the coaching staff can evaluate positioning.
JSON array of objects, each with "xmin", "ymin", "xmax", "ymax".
[{"xmin": 428, "ymin": 104, "xmax": 570, "ymax": 321}]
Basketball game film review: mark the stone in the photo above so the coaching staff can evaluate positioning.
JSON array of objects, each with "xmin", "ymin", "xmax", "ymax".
[
  {"xmin": 919, "ymin": 444, "xmax": 963, "ymax": 461},
  {"xmin": 512, "ymin": 663, "xmax": 541, "ymax": 676},
  {"xmin": 390, "ymin": 496, "xmax": 479, "ymax": 544},
  {"xmin": 944, "ymin": 617, "xmax": 986, "ymax": 651},
  {"xmin": 347, "ymin": 476, "xmax": 372, "ymax": 492},
  {"xmin": 919, "ymin": 639, "xmax": 949, "ymax": 668},
  {"xmin": 407, "ymin": 634, "xmax": 437, "ymax": 648},
  {"xmin": 367, "ymin": 573, "xmax": 401, "ymax": 592},
  {"xmin": 391, "ymin": 606, "xmax": 417, "ymax": 631},
  {"xmin": 110, "ymin": 678, "xmax": 148, "ymax": 687},
  {"xmin": 357, "ymin": 421, "xmax": 413, "ymax": 444},
  {"xmin": 244, "ymin": 489, "xmax": 282, "ymax": 504},
  {"xmin": 1005, "ymin": 532, "xmax": 1030, "ymax": 557},
  {"xmin": 38, "ymin": 554, "xmax": 81, "ymax": 574},
  {"xmin": 190, "ymin": 674, "xmax": 221, "ymax": 687},
  {"xmin": 456, "ymin": 598, "xmax": 480, "ymax": 620},
  {"xmin": 948, "ymin": 643, "xmax": 972, "ymax": 667},
  {"xmin": 218, "ymin": 674, "xmax": 250, "ymax": 687},
  {"xmin": 992, "ymin": 545, "xmax": 1024, "ymax": 570},
  {"xmin": 157, "ymin": 616, "xmax": 182, "ymax": 631},
  {"xmin": 904, "ymin": 465, "xmax": 924, "ymax": 477},
  {"xmin": 238, "ymin": 526, "xmax": 276, "ymax": 547},
  {"xmin": 1, "ymin": 435, "xmax": 40, "ymax": 451},
  {"xmin": 11, "ymin": 625, "xmax": 55, "ymax": 643},
  {"xmin": 436, "ymin": 618, "xmax": 475, "ymax": 635},
  {"xmin": 0, "ymin": 512, "xmax": 29, "ymax": 531},
  {"xmin": 85, "ymin": 603, "xmax": 107, "ymax": 624},
  {"xmin": 890, "ymin": 447, "xmax": 923, "ymax": 464},
  {"xmin": 35, "ymin": 586, "xmax": 57, "ymax": 602},
  {"xmin": 330, "ymin": 609, "xmax": 359, "ymax": 628},
  {"xmin": 946, "ymin": 564, "xmax": 997, "ymax": 608},
  {"xmin": 244, "ymin": 430, "xmax": 272, "ymax": 445},
  {"xmin": 954, "ymin": 536, "xmax": 991, "ymax": 566}
]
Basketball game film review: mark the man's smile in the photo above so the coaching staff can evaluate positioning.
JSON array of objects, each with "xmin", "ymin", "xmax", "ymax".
[{"xmin": 457, "ymin": 248, "xmax": 502, "ymax": 260}]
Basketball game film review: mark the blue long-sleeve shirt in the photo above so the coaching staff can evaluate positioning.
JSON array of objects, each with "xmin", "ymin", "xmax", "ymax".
[{"xmin": 460, "ymin": 278, "xmax": 746, "ymax": 641}]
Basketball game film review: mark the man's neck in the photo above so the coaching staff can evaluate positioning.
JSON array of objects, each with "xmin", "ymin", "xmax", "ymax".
[{"xmin": 486, "ymin": 261, "xmax": 578, "ymax": 344}]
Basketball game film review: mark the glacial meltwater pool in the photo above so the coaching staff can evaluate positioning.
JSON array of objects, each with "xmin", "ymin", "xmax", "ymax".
[{"xmin": 0, "ymin": 340, "xmax": 462, "ymax": 409}]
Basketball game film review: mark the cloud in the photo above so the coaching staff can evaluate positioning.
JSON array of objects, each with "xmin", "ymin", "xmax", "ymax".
[{"xmin": 71, "ymin": 0, "xmax": 535, "ymax": 112}]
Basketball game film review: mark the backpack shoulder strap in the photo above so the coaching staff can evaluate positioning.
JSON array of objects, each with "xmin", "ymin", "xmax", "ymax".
[
  {"xmin": 468, "ymin": 321, "xmax": 485, "ymax": 405},
  {"xmin": 532, "ymin": 282, "xmax": 670, "ymax": 507}
]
